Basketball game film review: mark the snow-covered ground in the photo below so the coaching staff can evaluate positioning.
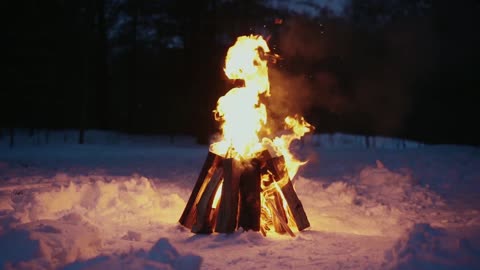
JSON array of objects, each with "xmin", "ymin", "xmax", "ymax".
[{"xmin": 0, "ymin": 130, "xmax": 479, "ymax": 269}]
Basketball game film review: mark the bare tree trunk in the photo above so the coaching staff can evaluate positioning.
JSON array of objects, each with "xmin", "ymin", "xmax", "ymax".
[
  {"xmin": 183, "ymin": 0, "xmax": 218, "ymax": 144},
  {"xmin": 79, "ymin": 0, "xmax": 95, "ymax": 144},
  {"xmin": 96, "ymin": 0, "xmax": 110, "ymax": 130},
  {"xmin": 9, "ymin": 128, "xmax": 14, "ymax": 148},
  {"xmin": 127, "ymin": 0, "xmax": 138, "ymax": 132}
]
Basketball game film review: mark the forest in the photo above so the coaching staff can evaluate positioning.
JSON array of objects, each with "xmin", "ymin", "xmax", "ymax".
[{"xmin": 3, "ymin": 0, "xmax": 480, "ymax": 146}]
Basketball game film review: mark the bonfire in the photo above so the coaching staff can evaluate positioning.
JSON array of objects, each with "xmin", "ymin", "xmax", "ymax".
[{"xmin": 179, "ymin": 35, "xmax": 313, "ymax": 236}]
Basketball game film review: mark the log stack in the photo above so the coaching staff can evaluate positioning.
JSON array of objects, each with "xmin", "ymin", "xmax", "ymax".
[{"xmin": 179, "ymin": 151, "xmax": 309, "ymax": 236}]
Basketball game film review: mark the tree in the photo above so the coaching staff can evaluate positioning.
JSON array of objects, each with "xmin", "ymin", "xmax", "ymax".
[
  {"xmin": 126, "ymin": 0, "xmax": 139, "ymax": 132},
  {"xmin": 95, "ymin": 0, "xmax": 111, "ymax": 130},
  {"xmin": 79, "ymin": 0, "xmax": 96, "ymax": 144}
]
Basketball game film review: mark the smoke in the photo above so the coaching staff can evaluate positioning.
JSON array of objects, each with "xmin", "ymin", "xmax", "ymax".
[
  {"xmin": 347, "ymin": 18, "xmax": 435, "ymax": 135},
  {"xmin": 264, "ymin": 16, "xmax": 352, "ymax": 133},
  {"xmin": 266, "ymin": 15, "xmax": 435, "ymax": 136},
  {"xmin": 266, "ymin": 68, "xmax": 313, "ymax": 127}
]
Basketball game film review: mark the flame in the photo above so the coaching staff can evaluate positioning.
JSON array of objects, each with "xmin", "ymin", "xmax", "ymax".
[
  {"xmin": 210, "ymin": 35, "xmax": 314, "ymax": 235},
  {"xmin": 211, "ymin": 181, "xmax": 223, "ymax": 209},
  {"xmin": 260, "ymin": 172, "xmax": 295, "ymax": 236},
  {"xmin": 211, "ymin": 35, "xmax": 270, "ymax": 159},
  {"xmin": 211, "ymin": 34, "xmax": 313, "ymax": 178},
  {"xmin": 272, "ymin": 115, "xmax": 313, "ymax": 179}
]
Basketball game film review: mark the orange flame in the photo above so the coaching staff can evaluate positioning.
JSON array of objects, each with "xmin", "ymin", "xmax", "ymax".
[
  {"xmin": 211, "ymin": 35, "xmax": 270, "ymax": 159},
  {"xmin": 211, "ymin": 181, "xmax": 223, "ymax": 209},
  {"xmin": 210, "ymin": 35, "xmax": 313, "ymax": 234},
  {"xmin": 272, "ymin": 115, "xmax": 313, "ymax": 179},
  {"xmin": 210, "ymin": 35, "xmax": 313, "ymax": 178}
]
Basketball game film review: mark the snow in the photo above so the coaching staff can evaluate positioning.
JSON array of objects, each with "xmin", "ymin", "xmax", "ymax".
[
  {"xmin": 383, "ymin": 223, "xmax": 480, "ymax": 270},
  {"xmin": 1, "ymin": 129, "xmax": 479, "ymax": 269},
  {"xmin": 266, "ymin": 0, "xmax": 349, "ymax": 17}
]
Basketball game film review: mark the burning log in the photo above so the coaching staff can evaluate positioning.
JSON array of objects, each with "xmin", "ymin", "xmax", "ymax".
[
  {"xmin": 238, "ymin": 159, "xmax": 261, "ymax": 231},
  {"xmin": 179, "ymin": 152, "xmax": 222, "ymax": 229},
  {"xmin": 266, "ymin": 156, "xmax": 310, "ymax": 231},
  {"xmin": 179, "ymin": 151, "xmax": 310, "ymax": 236},
  {"xmin": 191, "ymin": 166, "xmax": 223, "ymax": 234},
  {"xmin": 272, "ymin": 192, "xmax": 289, "ymax": 234},
  {"xmin": 215, "ymin": 158, "xmax": 241, "ymax": 233}
]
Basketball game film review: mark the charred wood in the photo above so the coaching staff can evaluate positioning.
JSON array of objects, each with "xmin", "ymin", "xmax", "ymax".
[
  {"xmin": 179, "ymin": 152, "xmax": 222, "ymax": 228},
  {"xmin": 215, "ymin": 158, "xmax": 241, "ymax": 233}
]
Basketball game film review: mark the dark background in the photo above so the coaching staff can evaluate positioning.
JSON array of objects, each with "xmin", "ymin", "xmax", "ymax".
[{"xmin": 3, "ymin": 0, "xmax": 480, "ymax": 146}]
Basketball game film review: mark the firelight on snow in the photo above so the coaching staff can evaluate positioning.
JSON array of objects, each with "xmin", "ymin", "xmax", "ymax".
[
  {"xmin": 1, "ymin": 130, "xmax": 479, "ymax": 269},
  {"xmin": 179, "ymin": 35, "xmax": 313, "ymax": 236}
]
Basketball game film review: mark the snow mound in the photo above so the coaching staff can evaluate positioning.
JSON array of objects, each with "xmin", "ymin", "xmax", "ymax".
[
  {"xmin": 295, "ymin": 160, "xmax": 442, "ymax": 237},
  {"xmin": 356, "ymin": 161, "xmax": 436, "ymax": 207},
  {"xmin": 0, "ymin": 176, "xmax": 203, "ymax": 269},
  {"xmin": 383, "ymin": 223, "xmax": 480, "ymax": 270},
  {"xmin": 62, "ymin": 238, "xmax": 202, "ymax": 270},
  {"xmin": 0, "ymin": 218, "xmax": 101, "ymax": 269},
  {"xmin": 12, "ymin": 177, "xmax": 186, "ymax": 239}
]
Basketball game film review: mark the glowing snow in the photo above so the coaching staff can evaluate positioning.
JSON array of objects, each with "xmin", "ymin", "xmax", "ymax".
[{"xmin": 0, "ymin": 130, "xmax": 479, "ymax": 269}]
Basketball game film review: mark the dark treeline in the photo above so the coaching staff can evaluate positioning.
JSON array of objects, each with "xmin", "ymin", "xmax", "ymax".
[{"xmin": 3, "ymin": 0, "xmax": 480, "ymax": 146}]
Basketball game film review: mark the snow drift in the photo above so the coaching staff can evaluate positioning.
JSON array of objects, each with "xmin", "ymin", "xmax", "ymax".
[{"xmin": 1, "ymin": 130, "xmax": 479, "ymax": 269}]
